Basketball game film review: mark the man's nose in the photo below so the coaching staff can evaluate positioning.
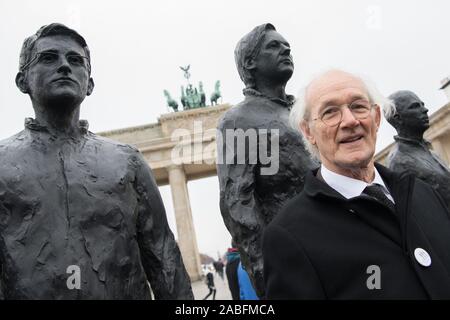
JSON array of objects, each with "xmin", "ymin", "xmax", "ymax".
[
  {"xmin": 281, "ymin": 44, "xmax": 291, "ymax": 56},
  {"xmin": 57, "ymin": 56, "xmax": 72, "ymax": 74},
  {"xmin": 340, "ymin": 106, "xmax": 359, "ymax": 128}
]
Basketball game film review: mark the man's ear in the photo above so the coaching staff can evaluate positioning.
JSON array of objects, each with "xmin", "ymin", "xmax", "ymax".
[
  {"xmin": 244, "ymin": 58, "xmax": 256, "ymax": 71},
  {"xmin": 374, "ymin": 104, "xmax": 382, "ymax": 129},
  {"xmin": 15, "ymin": 72, "xmax": 28, "ymax": 94},
  {"xmin": 86, "ymin": 77, "xmax": 94, "ymax": 96},
  {"xmin": 300, "ymin": 120, "xmax": 316, "ymax": 146}
]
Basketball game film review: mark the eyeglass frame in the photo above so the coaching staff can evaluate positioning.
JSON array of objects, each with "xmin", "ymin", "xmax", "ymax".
[
  {"xmin": 311, "ymin": 99, "xmax": 377, "ymax": 127},
  {"xmin": 20, "ymin": 50, "xmax": 91, "ymax": 72}
]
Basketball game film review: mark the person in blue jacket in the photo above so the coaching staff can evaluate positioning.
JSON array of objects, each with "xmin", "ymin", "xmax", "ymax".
[{"xmin": 238, "ymin": 261, "xmax": 259, "ymax": 300}]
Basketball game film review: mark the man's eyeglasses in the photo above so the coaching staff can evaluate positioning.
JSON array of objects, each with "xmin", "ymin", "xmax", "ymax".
[
  {"xmin": 20, "ymin": 51, "xmax": 90, "ymax": 71},
  {"xmin": 312, "ymin": 100, "xmax": 376, "ymax": 127}
]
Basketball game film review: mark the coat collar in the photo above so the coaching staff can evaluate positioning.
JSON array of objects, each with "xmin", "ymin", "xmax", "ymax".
[
  {"xmin": 320, "ymin": 164, "xmax": 393, "ymax": 201},
  {"xmin": 394, "ymin": 135, "xmax": 432, "ymax": 149},
  {"xmin": 305, "ymin": 162, "xmax": 409, "ymax": 200},
  {"xmin": 304, "ymin": 167, "xmax": 347, "ymax": 201},
  {"xmin": 242, "ymin": 88, "xmax": 295, "ymax": 109},
  {"xmin": 24, "ymin": 117, "xmax": 90, "ymax": 136}
]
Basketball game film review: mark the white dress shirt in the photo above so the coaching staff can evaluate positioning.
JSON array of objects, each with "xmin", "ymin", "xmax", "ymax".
[{"xmin": 321, "ymin": 164, "xmax": 395, "ymax": 203}]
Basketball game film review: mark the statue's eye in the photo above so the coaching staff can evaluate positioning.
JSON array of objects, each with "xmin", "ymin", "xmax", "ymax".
[
  {"xmin": 38, "ymin": 52, "xmax": 58, "ymax": 64},
  {"xmin": 409, "ymin": 102, "xmax": 422, "ymax": 109},
  {"xmin": 67, "ymin": 55, "xmax": 85, "ymax": 66}
]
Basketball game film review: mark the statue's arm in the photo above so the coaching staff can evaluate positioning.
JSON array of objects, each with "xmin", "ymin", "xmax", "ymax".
[
  {"xmin": 217, "ymin": 118, "xmax": 265, "ymax": 296},
  {"xmin": 133, "ymin": 152, "xmax": 193, "ymax": 300},
  {"xmin": 219, "ymin": 163, "xmax": 265, "ymax": 296}
]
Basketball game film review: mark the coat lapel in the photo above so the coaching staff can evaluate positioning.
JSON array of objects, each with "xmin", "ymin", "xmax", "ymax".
[{"xmin": 308, "ymin": 166, "xmax": 403, "ymax": 247}]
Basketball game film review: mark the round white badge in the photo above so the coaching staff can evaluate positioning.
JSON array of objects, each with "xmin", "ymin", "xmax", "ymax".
[{"xmin": 414, "ymin": 248, "xmax": 432, "ymax": 267}]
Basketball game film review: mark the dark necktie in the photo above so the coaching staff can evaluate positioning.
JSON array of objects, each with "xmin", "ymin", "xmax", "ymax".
[{"xmin": 363, "ymin": 184, "xmax": 395, "ymax": 213}]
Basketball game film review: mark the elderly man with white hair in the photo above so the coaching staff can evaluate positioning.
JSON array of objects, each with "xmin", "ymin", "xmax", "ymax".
[{"xmin": 262, "ymin": 69, "xmax": 450, "ymax": 299}]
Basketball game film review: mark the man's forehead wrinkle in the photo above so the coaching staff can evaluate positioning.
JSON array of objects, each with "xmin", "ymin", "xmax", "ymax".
[
  {"xmin": 38, "ymin": 49, "xmax": 58, "ymax": 53},
  {"xmin": 36, "ymin": 45, "xmax": 84, "ymax": 55},
  {"xmin": 319, "ymin": 90, "xmax": 368, "ymax": 106},
  {"xmin": 34, "ymin": 36, "xmax": 85, "ymax": 55},
  {"xmin": 309, "ymin": 77, "xmax": 368, "ymax": 106}
]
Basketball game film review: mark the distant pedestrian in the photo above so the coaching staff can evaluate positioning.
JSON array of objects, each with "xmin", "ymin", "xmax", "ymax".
[{"xmin": 202, "ymin": 271, "xmax": 216, "ymax": 300}]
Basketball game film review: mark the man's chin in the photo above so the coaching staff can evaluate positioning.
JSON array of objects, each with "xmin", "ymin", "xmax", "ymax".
[
  {"xmin": 279, "ymin": 67, "xmax": 293, "ymax": 81},
  {"xmin": 336, "ymin": 151, "xmax": 373, "ymax": 169},
  {"xmin": 45, "ymin": 92, "xmax": 84, "ymax": 108},
  {"xmin": 277, "ymin": 65, "xmax": 294, "ymax": 83}
]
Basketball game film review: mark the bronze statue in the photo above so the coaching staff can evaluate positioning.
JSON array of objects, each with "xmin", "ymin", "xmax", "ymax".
[
  {"xmin": 164, "ymin": 89, "xmax": 179, "ymax": 112},
  {"xmin": 178, "ymin": 65, "xmax": 203, "ymax": 109},
  {"xmin": 0, "ymin": 23, "xmax": 193, "ymax": 299},
  {"xmin": 387, "ymin": 90, "xmax": 450, "ymax": 208},
  {"xmin": 210, "ymin": 80, "xmax": 221, "ymax": 105},
  {"xmin": 199, "ymin": 81, "xmax": 206, "ymax": 107},
  {"xmin": 216, "ymin": 23, "xmax": 318, "ymax": 297},
  {"xmin": 167, "ymin": 66, "xmax": 216, "ymax": 111}
]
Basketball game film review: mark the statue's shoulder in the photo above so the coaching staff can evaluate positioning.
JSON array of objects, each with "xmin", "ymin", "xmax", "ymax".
[
  {"xmin": 388, "ymin": 144, "xmax": 426, "ymax": 173},
  {"xmin": 0, "ymin": 130, "xmax": 29, "ymax": 152},
  {"xmin": 0, "ymin": 131, "xmax": 30, "ymax": 172},
  {"xmin": 87, "ymin": 133, "xmax": 141, "ymax": 158},
  {"xmin": 218, "ymin": 100, "xmax": 265, "ymax": 131},
  {"xmin": 86, "ymin": 134, "xmax": 151, "ymax": 173}
]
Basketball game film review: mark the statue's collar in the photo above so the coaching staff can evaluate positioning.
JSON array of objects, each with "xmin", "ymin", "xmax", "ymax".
[
  {"xmin": 243, "ymin": 88, "xmax": 295, "ymax": 109},
  {"xmin": 394, "ymin": 135, "xmax": 431, "ymax": 149},
  {"xmin": 24, "ymin": 118, "xmax": 89, "ymax": 135}
]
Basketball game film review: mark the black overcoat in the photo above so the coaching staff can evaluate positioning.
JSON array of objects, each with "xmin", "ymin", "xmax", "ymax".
[{"xmin": 263, "ymin": 164, "xmax": 450, "ymax": 299}]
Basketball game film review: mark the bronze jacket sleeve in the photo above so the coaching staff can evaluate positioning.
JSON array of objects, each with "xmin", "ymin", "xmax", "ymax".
[
  {"xmin": 133, "ymin": 151, "xmax": 194, "ymax": 300},
  {"xmin": 217, "ymin": 118, "xmax": 265, "ymax": 296}
]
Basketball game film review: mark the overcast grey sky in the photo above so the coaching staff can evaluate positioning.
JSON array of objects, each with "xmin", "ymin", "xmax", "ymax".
[{"xmin": 1, "ymin": 0, "xmax": 449, "ymax": 258}]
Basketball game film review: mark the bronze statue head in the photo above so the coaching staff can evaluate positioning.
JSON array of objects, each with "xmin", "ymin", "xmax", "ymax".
[
  {"xmin": 388, "ymin": 90, "xmax": 430, "ymax": 138},
  {"xmin": 235, "ymin": 23, "xmax": 294, "ymax": 90},
  {"xmin": 15, "ymin": 23, "xmax": 94, "ymax": 114}
]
